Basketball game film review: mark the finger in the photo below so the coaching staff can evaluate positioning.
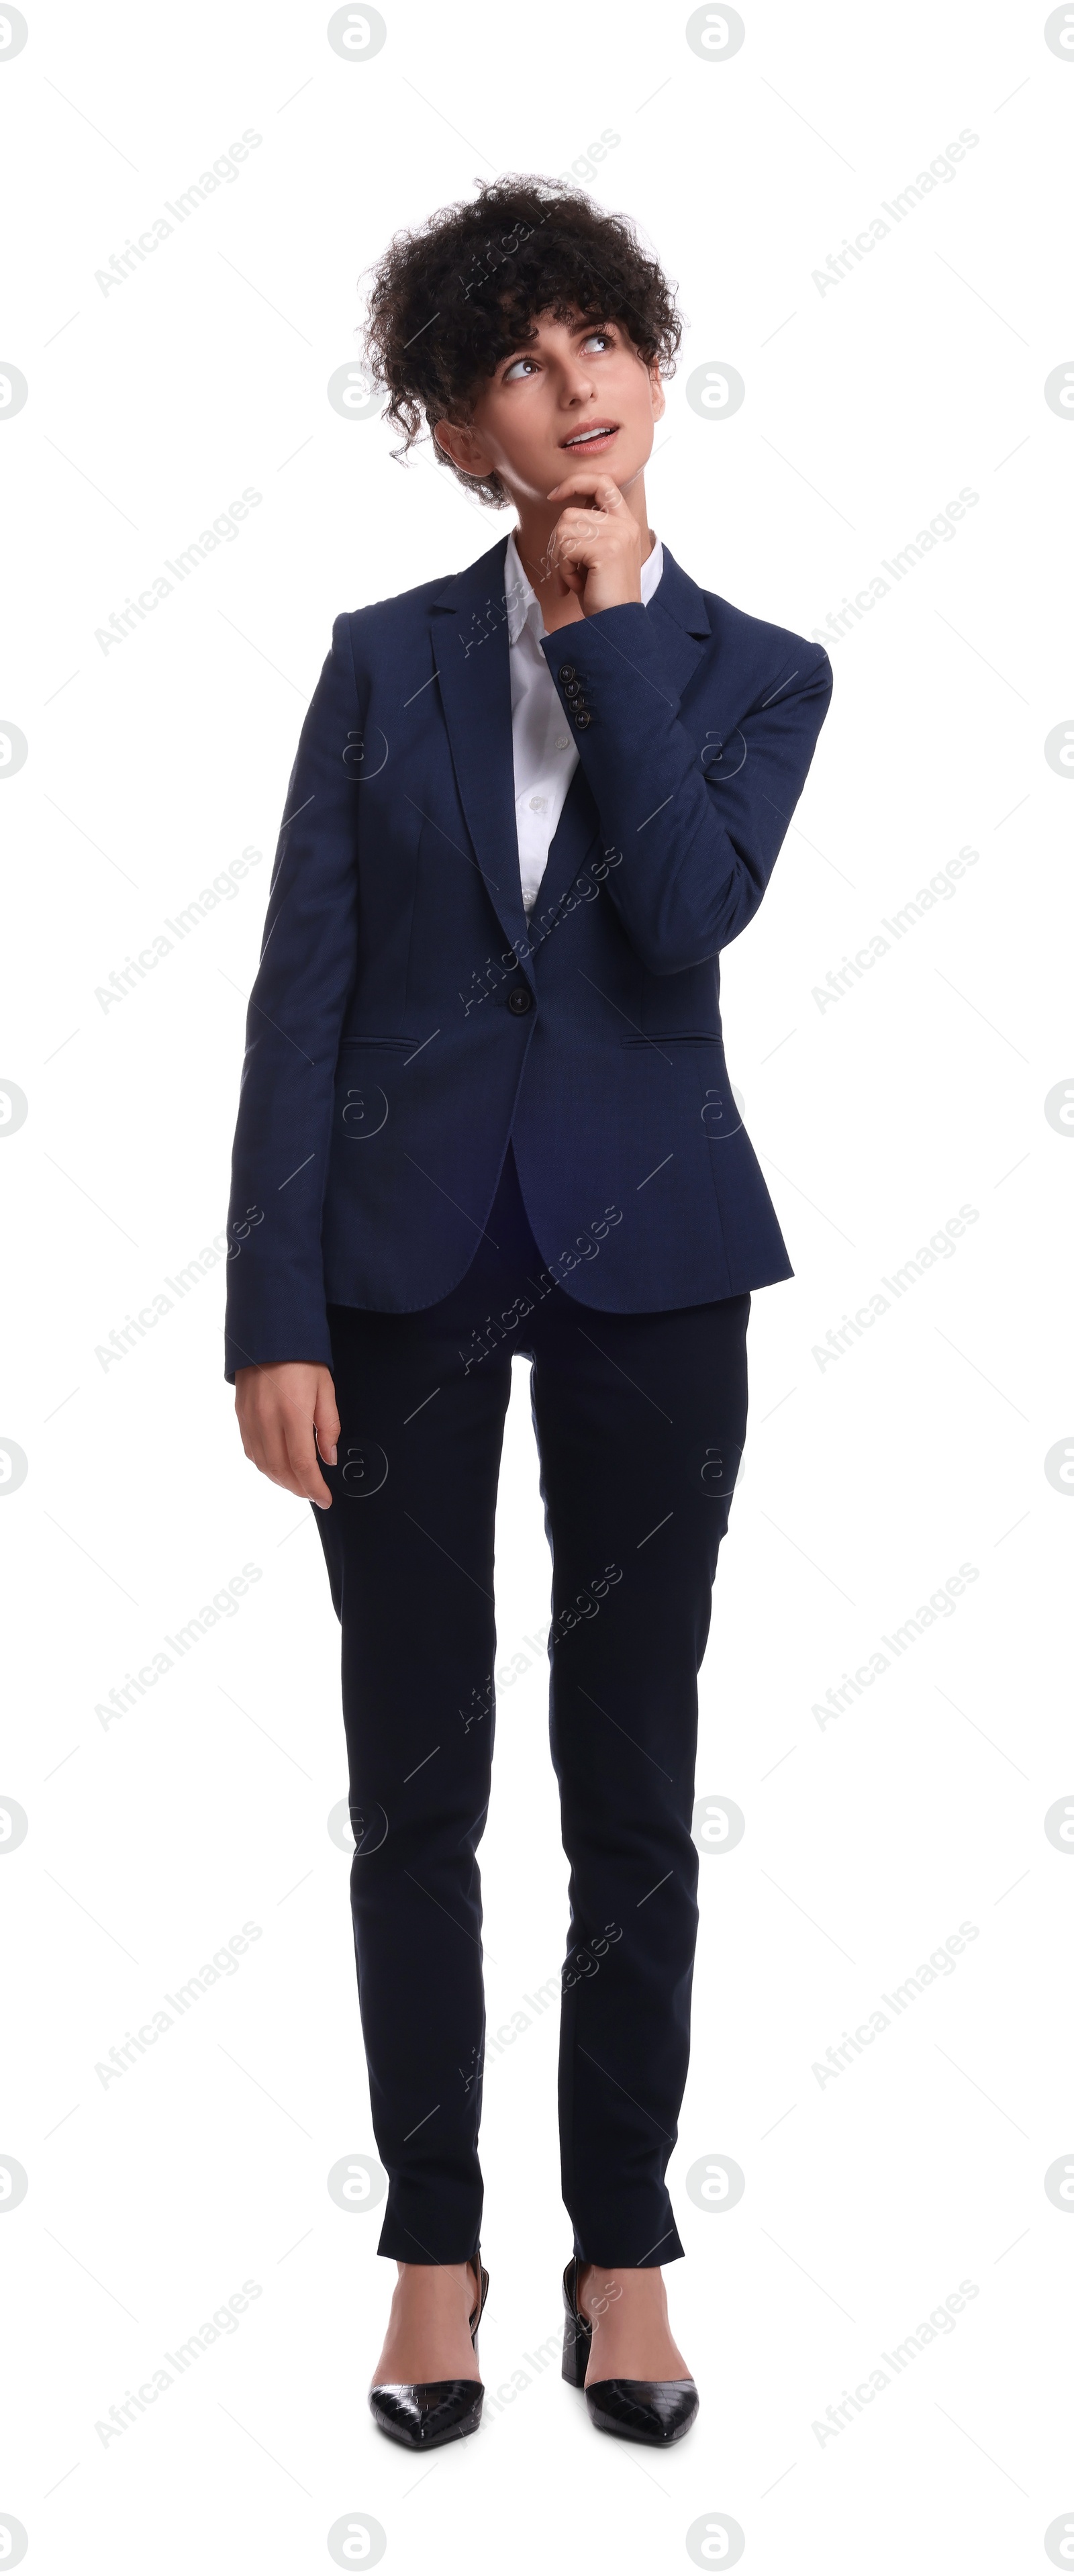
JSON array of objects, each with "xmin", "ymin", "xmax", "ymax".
[
  {"xmin": 552, "ymin": 512, "xmax": 614, "ymax": 548},
  {"xmin": 549, "ymin": 515, "xmax": 635, "ymax": 573},
  {"xmin": 543, "ymin": 471, "xmax": 618, "ymax": 499},
  {"xmin": 550, "ymin": 512, "xmax": 614, "ymax": 549},
  {"xmin": 554, "ymin": 533, "xmax": 614, "ymax": 581},
  {"xmin": 314, "ymin": 1382, "xmax": 340, "ymax": 1466},
  {"xmin": 553, "ymin": 535, "xmax": 599, "ymax": 571},
  {"xmin": 242, "ymin": 1394, "xmax": 314, "ymax": 1500},
  {"xmin": 256, "ymin": 1409, "xmax": 309, "ymax": 1498},
  {"xmin": 281, "ymin": 1410, "xmax": 334, "ymax": 1510},
  {"xmin": 550, "ymin": 515, "xmax": 614, "ymax": 565},
  {"xmin": 546, "ymin": 470, "xmax": 625, "ymax": 503},
  {"xmin": 550, "ymin": 522, "xmax": 603, "ymax": 557}
]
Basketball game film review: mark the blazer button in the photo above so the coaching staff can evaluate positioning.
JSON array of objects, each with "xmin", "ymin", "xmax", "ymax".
[
  {"xmin": 559, "ymin": 662, "xmax": 577, "ymax": 681},
  {"xmin": 507, "ymin": 986, "xmax": 533, "ymax": 1014},
  {"xmin": 575, "ymin": 710, "xmax": 591, "ymax": 728},
  {"xmin": 562, "ymin": 678, "xmax": 581, "ymax": 698}
]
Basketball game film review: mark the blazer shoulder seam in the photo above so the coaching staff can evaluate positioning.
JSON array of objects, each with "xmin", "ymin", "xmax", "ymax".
[
  {"xmin": 340, "ymin": 570, "xmax": 460, "ymax": 629},
  {"xmin": 705, "ymin": 590, "xmax": 826, "ymax": 675},
  {"xmin": 334, "ymin": 609, "xmax": 361, "ymax": 701}
]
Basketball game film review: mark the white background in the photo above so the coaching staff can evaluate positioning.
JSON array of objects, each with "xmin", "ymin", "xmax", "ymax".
[{"xmin": 1, "ymin": 2, "xmax": 1071, "ymax": 2568}]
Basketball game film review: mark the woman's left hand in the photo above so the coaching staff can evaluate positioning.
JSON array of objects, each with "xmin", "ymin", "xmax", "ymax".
[{"xmin": 543, "ymin": 470, "xmax": 646, "ymax": 616}]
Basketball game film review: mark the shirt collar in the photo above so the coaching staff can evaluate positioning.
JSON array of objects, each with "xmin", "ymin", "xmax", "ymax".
[{"xmin": 504, "ymin": 526, "xmax": 664, "ymax": 645}]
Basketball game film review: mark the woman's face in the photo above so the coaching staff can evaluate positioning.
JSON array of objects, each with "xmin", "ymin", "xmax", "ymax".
[{"xmin": 434, "ymin": 309, "xmax": 665, "ymax": 508}]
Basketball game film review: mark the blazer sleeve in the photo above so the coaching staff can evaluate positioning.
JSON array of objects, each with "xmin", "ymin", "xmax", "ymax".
[
  {"xmin": 542, "ymin": 609, "xmax": 832, "ymax": 976},
  {"xmin": 222, "ymin": 614, "xmax": 362, "ymax": 1383}
]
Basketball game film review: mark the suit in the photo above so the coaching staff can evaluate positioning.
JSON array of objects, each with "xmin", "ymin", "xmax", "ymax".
[
  {"xmin": 222, "ymin": 536, "xmax": 832, "ymax": 1380},
  {"xmin": 222, "ymin": 533, "xmax": 832, "ymax": 2269}
]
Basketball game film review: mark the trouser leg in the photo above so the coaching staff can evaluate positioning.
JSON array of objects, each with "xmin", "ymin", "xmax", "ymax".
[
  {"xmin": 313, "ymin": 1282, "xmax": 514, "ymax": 2264},
  {"xmin": 526, "ymin": 1283, "xmax": 750, "ymax": 2267}
]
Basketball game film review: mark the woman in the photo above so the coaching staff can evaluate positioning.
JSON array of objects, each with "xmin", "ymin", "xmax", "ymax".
[{"xmin": 224, "ymin": 175, "xmax": 832, "ymax": 2450}]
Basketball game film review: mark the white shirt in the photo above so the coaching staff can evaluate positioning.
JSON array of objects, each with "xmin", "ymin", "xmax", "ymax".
[{"xmin": 504, "ymin": 526, "xmax": 665, "ymax": 918}]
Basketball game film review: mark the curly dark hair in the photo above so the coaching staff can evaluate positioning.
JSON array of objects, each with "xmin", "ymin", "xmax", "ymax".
[{"xmin": 360, "ymin": 175, "xmax": 684, "ymax": 509}]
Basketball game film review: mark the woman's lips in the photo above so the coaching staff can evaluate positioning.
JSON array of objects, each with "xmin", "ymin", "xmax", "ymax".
[{"xmin": 560, "ymin": 424, "xmax": 619, "ymax": 453}]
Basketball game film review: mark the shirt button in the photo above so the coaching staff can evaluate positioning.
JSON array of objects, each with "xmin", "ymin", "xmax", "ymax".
[
  {"xmin": 507, "ymin": 986, "xmax": 533, "ymax": 1015},
  {"xmin": 528, "ymin": 795, "xmax": 547, "ymax": 812},
  {"xmin": 556, "ymin": 736, "xmax": 570, "ymax": 750}
]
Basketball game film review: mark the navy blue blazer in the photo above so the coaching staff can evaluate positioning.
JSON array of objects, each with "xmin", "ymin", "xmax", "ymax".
[{"xmin": 222, "ymin": 535, "xmax": 832, "ymax": 1382}]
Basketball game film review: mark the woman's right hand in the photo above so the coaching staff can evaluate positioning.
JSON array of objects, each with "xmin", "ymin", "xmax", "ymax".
[{"xmin": 234, "ymin": 1362, "xmax": 340, "ymax": 1509}]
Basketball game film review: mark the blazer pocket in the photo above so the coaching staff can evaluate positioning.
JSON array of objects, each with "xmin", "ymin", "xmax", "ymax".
[
  {"xmin": 620, "ymin": 1031, "xmax": 724, "ymax": 1047},
  {"xmin": 338, "ymin": 1035, "xmax": 420, "ymax": 1052}
]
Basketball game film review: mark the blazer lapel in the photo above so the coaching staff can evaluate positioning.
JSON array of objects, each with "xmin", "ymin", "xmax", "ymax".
[
  {"xmin": 429, "ymin": 537, "xmax": 532, "ymax": 973},
  {"xmin": 524, "ymin": 761, "xmax": 600, "ymax": 952},
  {"xmin": 530, "ymin": 546, "xmax": 712, "ymax": 943},
  {"xmin": 640, "ymin": 542, "xmax": 712, "ymax": 702},
  {"xmin": 427, "ymin": 535, "xmax": 713, "ymax": 973}
]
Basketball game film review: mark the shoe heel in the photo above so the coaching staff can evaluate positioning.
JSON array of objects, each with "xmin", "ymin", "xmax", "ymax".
[
  {"xmin": 562, "ymin": 2316, "xmax": 589, "ymax": 2386},
  {"xmin": 469, "ymin": 2256, "xmax": 489, "ymax": 2373},
  {"xmin": 561, "ymin": 2257, "xmax": 591, "ymax": 2387}
]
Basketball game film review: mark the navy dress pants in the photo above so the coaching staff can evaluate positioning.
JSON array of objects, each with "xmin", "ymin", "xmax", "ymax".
[{"xmin": 312, "ymin": 1141, "xmax": 750, "ymax": 2270}]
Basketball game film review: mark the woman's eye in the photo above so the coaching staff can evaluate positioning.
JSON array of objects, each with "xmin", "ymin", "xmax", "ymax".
[
  {"xmin": 583, "ymin": 330, "xmax": 614, "ymax": 351},
  {"xmin": 503, "ymin": 355, "xmax": 537, "ymax": 381}
]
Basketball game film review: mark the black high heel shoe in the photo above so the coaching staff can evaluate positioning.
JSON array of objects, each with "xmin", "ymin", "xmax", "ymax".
[
  {"xmin": 562, "ymin": 2256, "xmax": 699, "ymax": 2445},
  {"xmin": 368, "ymin": 2254, "xmax": 489, "ymax": 2449}
]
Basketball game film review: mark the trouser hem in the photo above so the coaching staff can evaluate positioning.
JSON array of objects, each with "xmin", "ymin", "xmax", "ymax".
[
  {"xmin": 569, "ymin": 2218, "xmax": 686, "ymax": 2269},
  {"xmin": 376, "ymin": 2218, "xmax": 483, "ymax": 2267}
]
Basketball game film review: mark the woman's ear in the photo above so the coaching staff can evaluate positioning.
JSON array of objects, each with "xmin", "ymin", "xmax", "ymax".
[{"xmin": 434, "ymin": 416, "xmax": 485, "ymax": 475}]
